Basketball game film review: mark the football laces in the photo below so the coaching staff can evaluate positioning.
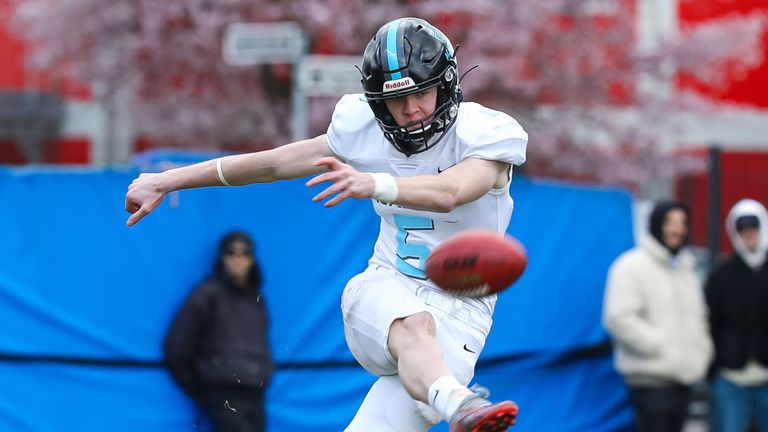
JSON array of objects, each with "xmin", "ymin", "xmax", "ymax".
[{"xmin": 456, "ymin": 283, "xmax": 491, "ymax": 298}]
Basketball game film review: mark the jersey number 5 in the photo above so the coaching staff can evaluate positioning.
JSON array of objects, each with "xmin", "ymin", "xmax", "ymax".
[{"xmin": 394, "ymin": 215, "xmax": 434, "ymax": 280}]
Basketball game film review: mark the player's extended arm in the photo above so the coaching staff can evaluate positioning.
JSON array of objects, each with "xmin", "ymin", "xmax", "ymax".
[
  {"xmin": 125, "ymin": 135, "xmax": 334, "ymax": 226},
  {"xmin": 307, "ymin": 157, "xmax": 509, "ymax": 213}
]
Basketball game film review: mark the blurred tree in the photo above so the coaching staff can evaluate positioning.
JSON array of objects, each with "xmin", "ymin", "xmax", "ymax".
[{"xmin": 6, "ymin": 0, "xmax": 765, "ymax": 186}]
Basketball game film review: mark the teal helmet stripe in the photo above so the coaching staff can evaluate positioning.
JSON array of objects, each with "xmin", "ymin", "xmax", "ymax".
[
  {"xmin": 433, "ymin": 27, "xmax": 454, "ymax": 59},
  {"xmin": 385, "ymin": 18, "xmax": 403, "ymax": 80}
]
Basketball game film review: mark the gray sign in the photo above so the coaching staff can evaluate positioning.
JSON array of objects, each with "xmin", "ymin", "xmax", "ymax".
[
  {"xmin": 223, "ymin": 22, "xmax": 305, "ymax": 65},
  {"xmin": 299, "ymin": 55, "xmax": 362, "ymax": 96}
]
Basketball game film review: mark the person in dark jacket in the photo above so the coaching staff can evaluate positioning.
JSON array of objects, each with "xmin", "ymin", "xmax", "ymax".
[
  {"xmin": 164, "ymin": 231, "xmax": 273, "ymax": 432},
  {"xmin": 705, "ymin": 199, "xmax": 768, "ymax": 432}
]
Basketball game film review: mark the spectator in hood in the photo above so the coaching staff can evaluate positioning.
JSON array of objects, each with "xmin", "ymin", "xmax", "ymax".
[
  {"xmin": 164, "ymin": 231, "xmax": 272, "ymax": 432},
  {"xmin": 603, "ymin": 201, "xmax": 713, "ymax": 432},
  {"xmin": 705, "ymin": 199, "xmax": 768, "ymax": 432}
]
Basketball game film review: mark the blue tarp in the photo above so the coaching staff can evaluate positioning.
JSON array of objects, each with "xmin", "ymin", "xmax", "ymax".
[{"xmin": 0, "ymin": 165, "xmax": 635, "ymax": 431}]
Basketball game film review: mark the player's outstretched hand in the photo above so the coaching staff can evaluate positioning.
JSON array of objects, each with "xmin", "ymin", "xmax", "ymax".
[
  {"xmin": 306, "ymin": 157, "xmax": 376, "ymax": 207},
  {"xmin": 125, "ymin": 173, "xmax": 167, "ymax": 226}
]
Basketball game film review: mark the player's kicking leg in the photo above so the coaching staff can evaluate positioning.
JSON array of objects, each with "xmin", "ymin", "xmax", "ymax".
[{"xmin": 388, "ymin": 312, "xmax": 518, "ymax": 431}]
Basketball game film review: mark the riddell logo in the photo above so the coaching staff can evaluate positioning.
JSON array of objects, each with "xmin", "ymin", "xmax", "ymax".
[{"xmin": 383, "ymin": 77, "xmax": 415, "ymax": 92}]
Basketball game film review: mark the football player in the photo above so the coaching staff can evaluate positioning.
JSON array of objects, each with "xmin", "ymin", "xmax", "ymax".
[{"xmin": 126, "ymin": 17, "xmax": 527, "ymax": 432}]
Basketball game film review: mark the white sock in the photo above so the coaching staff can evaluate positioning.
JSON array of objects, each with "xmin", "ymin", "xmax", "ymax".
[{"xmin": 427, "ymin": 375, "xmax": 474, "ymax": 420}]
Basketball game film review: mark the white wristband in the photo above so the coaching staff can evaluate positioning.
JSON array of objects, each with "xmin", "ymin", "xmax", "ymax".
[
  {"xmin": 370, "ymin": 172, "xmax": 399, "ymax": 203},
  {"xmin": 216, "ymin": 158, "xmax": 231, "ymax": 186}
]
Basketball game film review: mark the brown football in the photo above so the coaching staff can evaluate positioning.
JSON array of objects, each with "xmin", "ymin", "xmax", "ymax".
[{"xmin": 425, "ymin": 229, "xmax": 527, "ymax": 298}]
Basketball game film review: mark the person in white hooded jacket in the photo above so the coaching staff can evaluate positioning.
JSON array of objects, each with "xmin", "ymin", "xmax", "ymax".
[
  {"xmin": 705, "ymin": 198, "xmax": 768, "ymax": 432},
  {"xmin": 603, "ymin": 201, "xmax": 713, "ymax": 432}
]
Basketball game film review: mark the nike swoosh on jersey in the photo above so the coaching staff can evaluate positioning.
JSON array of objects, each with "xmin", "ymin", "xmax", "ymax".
[
  {"xmin": 463, "ymin": 344, "xmax": 477, "ymax": 354},
  {"xmin": 437, "ymin": 164, "xmax": 456, "ymax": 173}
]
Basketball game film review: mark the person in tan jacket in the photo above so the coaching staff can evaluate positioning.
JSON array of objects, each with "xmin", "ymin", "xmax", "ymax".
[{"xmin": 603, "ymin": 201, "xmax": 713, "ymax": 432}]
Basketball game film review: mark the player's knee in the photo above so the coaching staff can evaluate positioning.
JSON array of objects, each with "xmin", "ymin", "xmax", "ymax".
[{"xmin": 391, "ymin": 312, "xmax": 436, "ymax": 344}]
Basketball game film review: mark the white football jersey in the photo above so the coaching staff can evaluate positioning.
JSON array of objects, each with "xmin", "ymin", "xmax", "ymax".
[{"xmin": 326, "ymin": 94, "xmax": 528, "ymax": 305}]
